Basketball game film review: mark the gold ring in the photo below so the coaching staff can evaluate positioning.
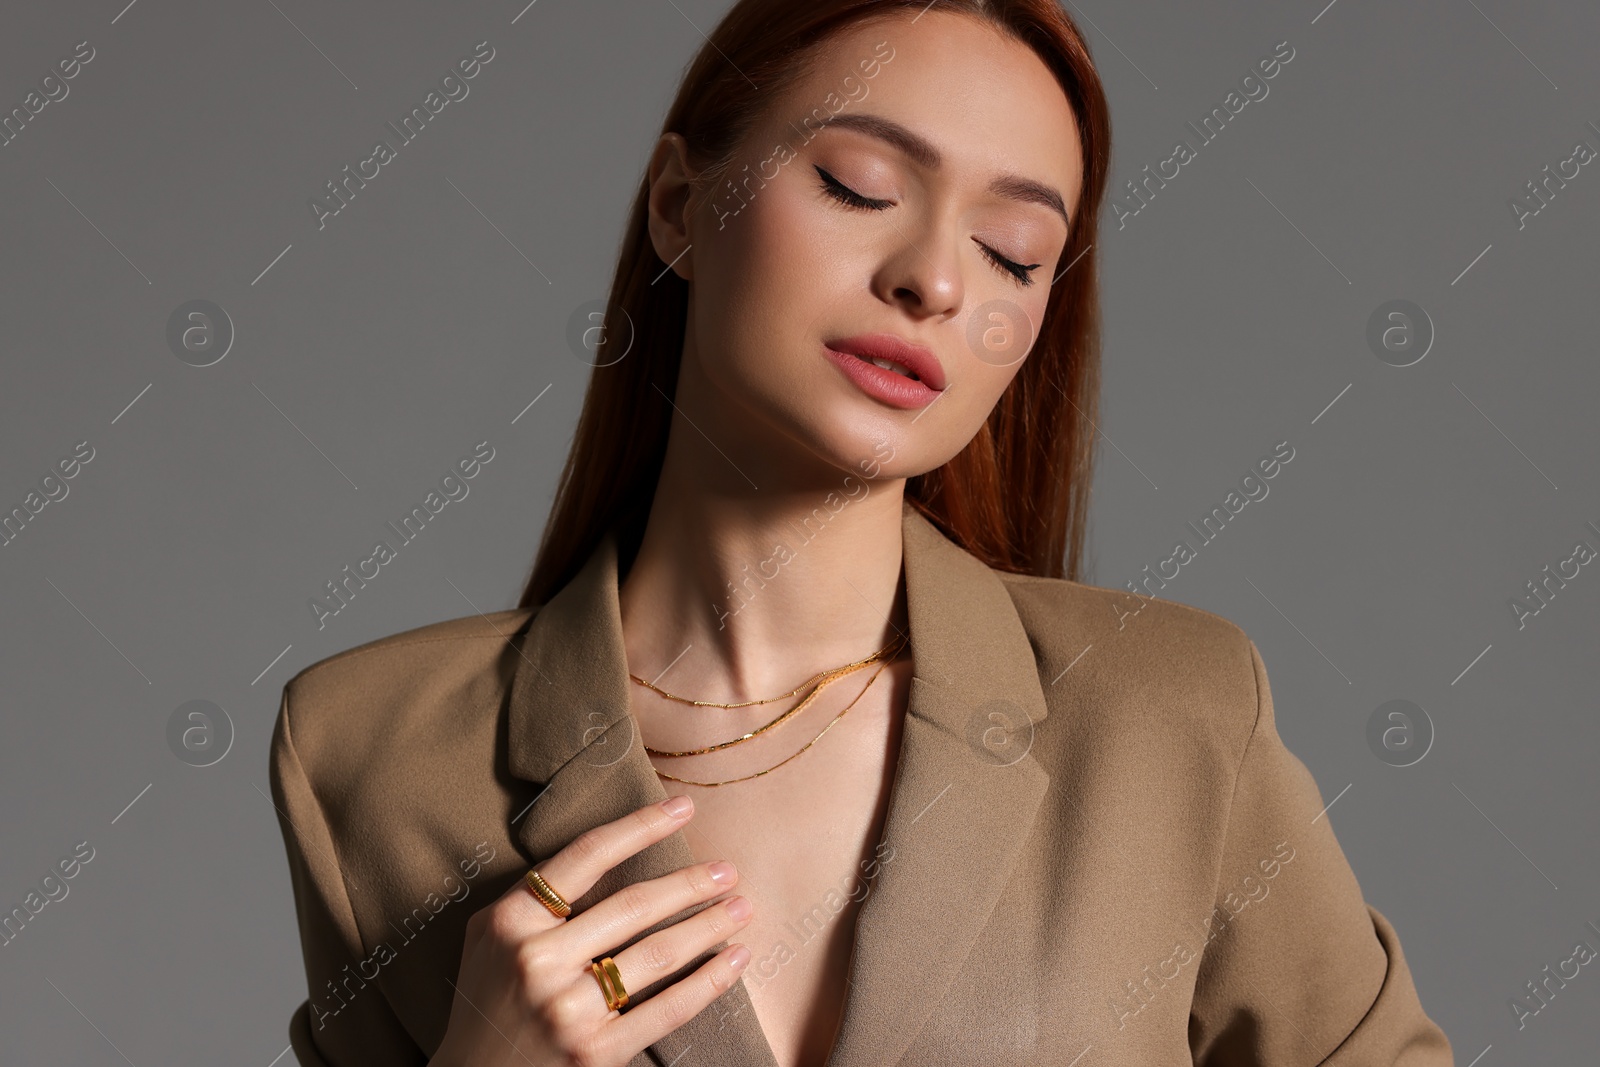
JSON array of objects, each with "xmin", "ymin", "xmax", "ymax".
[
  {"xmin": 590, "ymin": 956, "xmax": 629, "ymax": 1011},
  {"xmin": 524, "ymin": 869, "xmax": 571, "ymax": 917}
]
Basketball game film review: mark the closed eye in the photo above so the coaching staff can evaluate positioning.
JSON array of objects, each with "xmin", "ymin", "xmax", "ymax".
[
  {"xmin": 979, "ymin": 244, "xmax": 1042, "ymax": 287},
  {"xmin": 814, "ymin": 165, "xmax": 1042, "ymax": 287},
  {"xmin": 815, "ymin": 165, "xmax": 893, "ymax": 211}
]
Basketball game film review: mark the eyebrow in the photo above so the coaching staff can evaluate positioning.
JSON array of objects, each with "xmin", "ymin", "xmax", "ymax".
[{"xmin": 808, "ymin": 111, "xmax": 1072, "ymax": 230}]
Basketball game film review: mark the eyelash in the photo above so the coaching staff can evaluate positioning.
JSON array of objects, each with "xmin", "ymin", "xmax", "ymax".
[{"xmin": 813, "ymin": 165, "xmax": 1043, "ymax": 287}]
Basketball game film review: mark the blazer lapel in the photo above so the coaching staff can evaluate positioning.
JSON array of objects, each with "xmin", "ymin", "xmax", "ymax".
[
  {"xmin": 501, "ymin": 502, "xmax": 1052, "ymax": 1067},
  {"xmin": 822, "ymin": 506, "xmax": 1052, "ymax": 1067},
  {"xmin": 503, "ymin": 526, "xmax": 779, "ymax": 1067}
]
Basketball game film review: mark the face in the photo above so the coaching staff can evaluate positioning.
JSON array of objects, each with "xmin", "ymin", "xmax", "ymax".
[{"xmin": 647, "ymin": 10, "xmax": 1084, "ymax": 484}]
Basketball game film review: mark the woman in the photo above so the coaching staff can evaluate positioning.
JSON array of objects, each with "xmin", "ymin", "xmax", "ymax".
[{"xmin": 270, "ymin": 2, "xmax": 1454, "ymax": 1065}]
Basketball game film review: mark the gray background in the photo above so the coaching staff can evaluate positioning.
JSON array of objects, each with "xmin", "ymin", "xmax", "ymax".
[{"xmin": 1, "ymin": 0, "xmax": 1595, "ymax": 1062}]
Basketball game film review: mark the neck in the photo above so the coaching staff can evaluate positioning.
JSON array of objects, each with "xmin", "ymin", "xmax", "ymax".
[{"xmin": 617, "ymin": 458, "xmax": 909, "ymax": 706}]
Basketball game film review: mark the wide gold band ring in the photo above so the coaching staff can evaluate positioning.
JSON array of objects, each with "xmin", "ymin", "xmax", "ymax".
[
  {"xmin": 524, "ymin": 869, "xmax": 572, "ymax": 918},
  {"xmin": 591, "ymin": 956, "xmax": 629, "ymax": 1011}
]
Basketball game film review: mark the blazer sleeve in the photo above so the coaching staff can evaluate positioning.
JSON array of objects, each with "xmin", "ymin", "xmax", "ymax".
[
  {"xmin": 268, "ymin": 684, "xmax": 428, "ymax": 1066},
  {"xmin": 1187, "ymin": 640, "xmax": 1454, "ymax": 1066}
]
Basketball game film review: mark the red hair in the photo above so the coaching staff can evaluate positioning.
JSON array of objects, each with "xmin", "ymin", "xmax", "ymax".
[{"xmin": 519, "ymin": 0, "xmax": 1112, "ymax": 608}]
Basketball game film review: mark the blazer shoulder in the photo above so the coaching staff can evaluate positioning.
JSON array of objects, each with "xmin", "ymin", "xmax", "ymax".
[
  {"xmin": 997, "ymin": 570, "xmax": 1252, "ymax": 653},
  {"xmin": 278, "ymin": 607, "xmax": 538, "ymax": 764},
  {"xmin": 995, "ymin": 571, "xmax": 1262, "ymax": 740},
  {"xmin": 288, "ymin": 606, "xmax": 537, "ymax": 690}
]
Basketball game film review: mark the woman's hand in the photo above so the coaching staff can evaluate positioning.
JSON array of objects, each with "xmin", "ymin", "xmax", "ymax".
[{"xmin": 427, "ymin": 795, "xmax": 754, "ymax": 1067}]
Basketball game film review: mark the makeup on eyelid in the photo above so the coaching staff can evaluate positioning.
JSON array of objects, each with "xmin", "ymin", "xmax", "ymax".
[{"xmin": 813, "ymin": 165, "xmax": 1047, "ymax": 286}]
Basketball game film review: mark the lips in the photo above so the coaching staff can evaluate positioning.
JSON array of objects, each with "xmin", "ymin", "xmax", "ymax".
[
  {"xmin": 832, "ymin": 331, "xmax": 940, "ymax": 390},
  {"xmin": 821, "ymin": 332, "xmax": 947, "ymax": 410}
]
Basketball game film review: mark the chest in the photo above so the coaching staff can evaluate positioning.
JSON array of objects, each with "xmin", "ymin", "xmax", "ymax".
[{"xmin": 637, "ymin": 660, "xmax": 912, "ymax": 1066}]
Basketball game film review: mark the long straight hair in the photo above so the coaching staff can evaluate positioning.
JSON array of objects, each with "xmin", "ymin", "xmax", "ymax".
[{"xmin": 519, "ymin": 0, "xmax": 1112, "ymax": 609}]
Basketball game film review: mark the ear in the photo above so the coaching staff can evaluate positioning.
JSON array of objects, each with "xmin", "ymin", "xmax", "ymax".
[{"xmin": 646, "ymin": 132, "xmax": 696, "ymax": 282}]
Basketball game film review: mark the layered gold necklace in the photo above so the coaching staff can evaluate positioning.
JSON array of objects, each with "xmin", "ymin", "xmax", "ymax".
[{"xmin": 630, "ymin": 630, "xmax": 908, "ymax": 787}]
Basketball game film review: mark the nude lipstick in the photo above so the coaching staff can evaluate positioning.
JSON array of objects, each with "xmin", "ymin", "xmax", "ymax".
[{"xmin": 821, "ymin": 333, "xmax": 947, "ymax": 410}]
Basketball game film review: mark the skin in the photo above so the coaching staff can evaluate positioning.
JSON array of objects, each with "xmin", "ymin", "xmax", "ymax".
[
  {"xmin": 429, "ymin": 10, "xmax": 1083, "ymax": 1067},
  {"xmin": 627, "ymin": 6, "xmax": 1081, "ymax": 700}
]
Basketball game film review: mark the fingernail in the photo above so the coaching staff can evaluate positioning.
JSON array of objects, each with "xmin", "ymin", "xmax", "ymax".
[
  {"xmin": 709, "ymin": 861, "xmax": 736, "ymax": 883},
  {"xmin": 729, "ymin": 944, "xmax": 751, "ymax": 969},
  {"xmin": 661, "ymin": 795, "xmax": 693, "ymax": 817},
  {"xmin": 726, "ymin": 895, "xmax": 752, "ymax": 921}
]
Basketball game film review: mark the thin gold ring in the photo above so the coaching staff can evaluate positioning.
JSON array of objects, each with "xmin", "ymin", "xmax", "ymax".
[
  {"xmin": 591, "ymin": 956, "xmax": 629, "ymax": 1011},
  {"xmin": 524, "ymin": 869, "xmax": 571, "ymax": 918}
]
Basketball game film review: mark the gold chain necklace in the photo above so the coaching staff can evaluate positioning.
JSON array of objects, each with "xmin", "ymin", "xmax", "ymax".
[
  {"xmin": 638, "ymin": 631, "xmax": 908, "ymax": 757},
  {"xmin": 650, "ymin": 658, "xmax": 892, "ymax": 788},
  {"xmin": 642, "ymin": 660, "xmax": 867, "ymax": 756},
  {"xmin": 630, "ymin": 635, "xmax": 903, "ymax": 708}
]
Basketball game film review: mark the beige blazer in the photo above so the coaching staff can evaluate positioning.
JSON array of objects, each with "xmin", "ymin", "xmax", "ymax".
[{"xmin": 270, "ymin": 502, "xmax": 1453, "ymax": 1066}]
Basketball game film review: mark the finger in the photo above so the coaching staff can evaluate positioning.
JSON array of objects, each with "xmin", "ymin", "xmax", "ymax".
[
  {"xmin": 534, "ymin": 872, "xmax": 747, "ymax": 1038},
  {"xmin": 601, "ymin": 943, "xmax": 754, "ymax": 1060},
  {"xmin": 485, "ymin": 795, "xmax": 697, "ymax": 934},
  {"xmin": 534, "ymin": 794, "xmax": 698, "ymax": 911},
  {"xmin": 554, "ymin": 859, "xmax": 739, "ymax": 962},
  {"xmin": 606, "ymin": 893, "xmax": 753, "ymax": 1000}
]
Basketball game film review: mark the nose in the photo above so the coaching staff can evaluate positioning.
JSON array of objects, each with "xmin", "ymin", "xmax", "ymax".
[{"xmin": 874, "ymin": 216, "xmax": 964, "ymax": 322}]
